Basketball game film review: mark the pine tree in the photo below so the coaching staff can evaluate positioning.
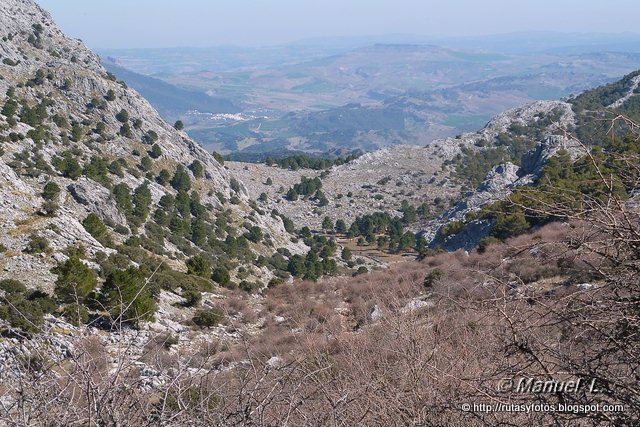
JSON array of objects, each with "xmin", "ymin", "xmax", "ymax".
[
  {"xmin": 189, "ymin": 160, "xmax": 203, "ymax": 178},
  {"xmin": 322, "ymin": 216, "xmax": 334, "ymax": 231},
  {"xmin": 186, "ymin": 255, "xmax": 210, "ymax": 278},
  {"xmin": 42, "ymin": 181, "xmax": 60, "ymax": 201},
  {"xmin": 53, "ymin": 256, "xmax": 97, "ymax": 303},
  {"xmin": 171, "ymin": 165, "xmax": 191, "ymax": 192},
  {"xmin": 150, "ymin": 144, "xmax": 162, "ymax": 159},
  {"xmin": 100, "ymin": 267, "xmax": 156, "ymax": 328}
]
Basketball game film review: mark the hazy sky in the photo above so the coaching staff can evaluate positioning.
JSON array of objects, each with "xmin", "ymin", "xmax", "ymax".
[{"xmin": 36, "ymin": 0, "xmax": 640, "ymax": 49}]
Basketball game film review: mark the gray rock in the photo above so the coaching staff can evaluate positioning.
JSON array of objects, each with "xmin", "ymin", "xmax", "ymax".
[
  {"xmin": 369, "ymin": 304, "xmax": 382, "ymax": 321},
  {"xmin": 433, "ymin": 220, "xmax": 494, "ymax": 252},
  {"xmin": 67, "ymin": 179, "xmax": 126, "ymax": 225},
  {"xmin": 607, "ymin": 74, "xmax": 640, "ymax": 109},
  {"xmin": 266, "ymin": 356, "xmax": 284, "ymax": 369},
  {"xmin": 425, "ymin": 162, "xmax": 520, "ymax": 249},
  {"xmin": 520, "ymin": 135, "xmax": 585, "ymax": 176},
  {"xmin": 477, "ymin": 163, "xmax": 520, "ymax": 192},
  {"xmin": 401, "ymin": 297, "xmax": 434, "ymax": 313}
]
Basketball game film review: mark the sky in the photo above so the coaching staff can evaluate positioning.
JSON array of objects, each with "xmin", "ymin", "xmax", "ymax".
[{"xmin": 36, "ymin": 0, "xmax": 640, "ymax": 49}]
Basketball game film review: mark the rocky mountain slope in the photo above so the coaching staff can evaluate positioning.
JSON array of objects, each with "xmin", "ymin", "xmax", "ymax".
[
  {"xmin": 228, "ymin": 144, "xmax": 460, "ymax": 231},
  {"xmin": 426, "ymin": 69, "xmax": 640, "ymax": 250},
  {"xmin": 0, "ymin": 0, "xmax": 304, "ymax": 292},
  {"xmin": 231, "ymin": 74, "xmax": 640, "ymax": 254},
  {"xmin": 228, "ymin": 100, "xmax": 577, "ymax": 237}
]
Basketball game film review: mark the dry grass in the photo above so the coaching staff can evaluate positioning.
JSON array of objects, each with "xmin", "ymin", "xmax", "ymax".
[{"xmin": 0, "ymin": 220, "xmax": 637, "ymax": 425}]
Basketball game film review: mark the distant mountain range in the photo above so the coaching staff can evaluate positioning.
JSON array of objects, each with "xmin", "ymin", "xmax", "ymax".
[
  {"xmin": 99, "ymin": 33, "xmax": 640, "ymax": 156},
  {"xmin": 97, "ymin": 32, "xmax": 640, "ymax": 74}
]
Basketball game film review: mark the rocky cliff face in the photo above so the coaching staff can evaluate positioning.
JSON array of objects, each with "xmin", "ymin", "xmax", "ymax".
[
  {"xmin": 337, "ymin": 99, "xmax": 581, "ymax": 249},
  {"xmin": 228, "ymin": 98, "xmax": 581, "ymax": 254},
  {"xmin": 0, "ymin": 0, "xmax": 303, "ymax": 290},
  {"xmin": 419, "ymin": 100, "xmax": 583, "ymax": 250}
]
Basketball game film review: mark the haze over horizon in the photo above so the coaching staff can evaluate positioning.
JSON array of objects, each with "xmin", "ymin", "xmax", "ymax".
[{"xmin": 35, "ymin": 0, "xmax": 640, "ymax": 49}]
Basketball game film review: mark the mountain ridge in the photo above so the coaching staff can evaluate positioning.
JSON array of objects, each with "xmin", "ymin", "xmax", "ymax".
[
  {"xmin": 101, "ymin": 59, "xmax": 240, "ymax": 120},
  {"xmin": 0, "ymin": 0, "xmax": 304, "ymax": 292}
]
